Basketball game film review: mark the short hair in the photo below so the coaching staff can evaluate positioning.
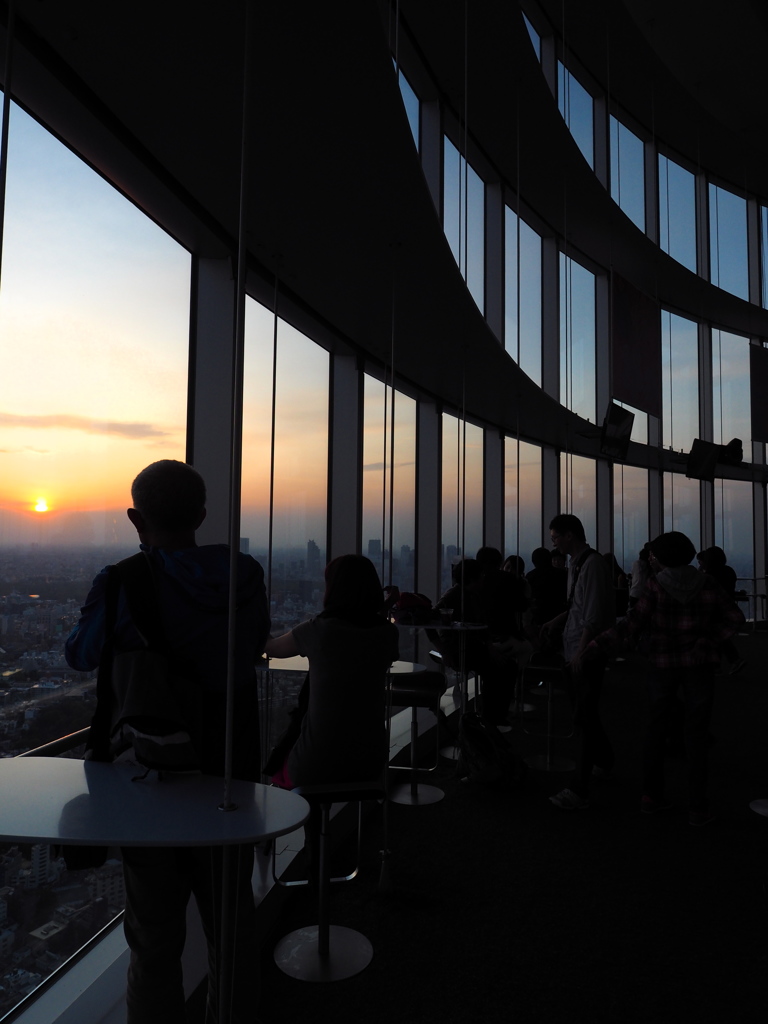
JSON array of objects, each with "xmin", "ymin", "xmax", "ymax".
[
  {"xmin": 531, "ymin": 547, "xmax": 552, "ymax": 569},
  {"xmin": 700, "ymin": 545, "xmax": 727, "ymax": 570},
  {"xmin": 323, "ymin": 554, "xmax": 383, "ymax": 619},
  {"xmin": 476, "ymin": 546, "xmax": 503, "ymax": 571},
  {"xmin": 503, "ymin": 554, "xmax": 525, "ymax": 574},
  {"xmin": 549, "ymin": 514, "xmax": 586, "ymax": 542},
  {"xmin": 131, "ymin": 460, "xmax": 207, "ymax": 532},
  {"xmin": 649, "ymin": 531, "xmax": 696, "ymax": 569},
  {"xmin": 451, "ymin": 558, "xmax": 482, "ymax": 587}
]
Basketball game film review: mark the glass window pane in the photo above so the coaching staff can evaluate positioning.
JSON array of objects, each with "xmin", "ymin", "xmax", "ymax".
[
  {"xmin": 613, "ymin": 465, "xmax": 648, "ymax": 573},
  {"xmin": 761, "ymin": 206, "xmax": 768, "ymax": 309},
  {"xmin": 662, "ymin": 310, "xmax": 699, "ymax": 452},
  {"xmin": 658, "ymin": 154, "xmax": 696, "ymax": 272},
  {"xmin": 0, "ymin": 101, "xmax": 189, "ymax": 1011},
  {"xmin": 615, "ymin": 400, "xmax": 648, "ymax": 445},
  {"xmin": 362, "ymin": 376, "xmax": 416, "ymax": 591},
  {"xmin": 397, "ymin": 69, "xmax": 420, "ymax": 149},
  {"xmin": 560, "ymin": 454, "xmax": 596, "ymax": 545},
  {"xmin": 442, "ymin": 137, "xmax": 485, "ymax": 312},
  {"xmin": 714, "ymin": 479, "xmax": 753, "ymax": 585},
  {"xmin": 242, "ymin": 303, "xmax": 328, "ymax": 633},
  {"xmin": 504, "ymin": 438, "xmax": 542, "ymax": 568},
  {"xmin": 610, "ymin": 116, "xmax": 645, "ymax": 231},
  {"xmin": 560, "ymin": 254, "xmax": 596, "ymax": 421},
  {"xmin": 557, "ymin": 62, "xmax": 594, "ymax": 168},
  {"xmin": 712, "ymin": 330, "xmax": 751, "ymax": 451},
  {"xmin": 663, "ymin": 472, "xmax": 700, "ymax": 546},
  {"xmin": 523, "ymin": 14, "xmax": 541, "ymax": 60},
  {"xmin": 709, "ymin": 183, "xmax": 749, "ymax": 300},
  {"xmin": 441, "ymin": 414, "xmax": 483, "ymax": 593},
  {"xmin": 505, "ymin": 207, "xmax": 542, "ymax": 385}
]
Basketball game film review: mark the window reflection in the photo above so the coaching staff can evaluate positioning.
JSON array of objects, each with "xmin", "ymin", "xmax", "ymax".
[
  {"xmin": 523, "ymin": 14, "xmax": 541, "ymax": 59},
  {"xmin": 397, "ymin": 69, "xmax": 420, "ymax": 149}
]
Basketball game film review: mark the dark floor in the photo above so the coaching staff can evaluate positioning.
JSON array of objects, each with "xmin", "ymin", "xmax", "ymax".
[{"xmin": 256, "ymin": 632, "xmax": 768, "ymax": 1024}]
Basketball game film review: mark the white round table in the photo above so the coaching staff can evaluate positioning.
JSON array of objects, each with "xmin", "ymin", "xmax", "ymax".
[
  {"xmin": 262, "ymin": 656, "xmax": 425, "ymax": 674},
  {"xmin": 0, "ymin": 757, "xmax": 309, "ymax": 846}
]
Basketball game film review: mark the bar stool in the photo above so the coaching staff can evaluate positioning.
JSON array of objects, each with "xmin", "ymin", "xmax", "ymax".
[
  {"xmin": 273, "ymin": 780, "xmax": 386, "ymax": 982},
  {"xmin": 388, "ymin": 671, "xmax": 446, "ymax": 806},
  {"xmin": 522, "ymin": 657, "xmax": 574, "ymax": 773}
]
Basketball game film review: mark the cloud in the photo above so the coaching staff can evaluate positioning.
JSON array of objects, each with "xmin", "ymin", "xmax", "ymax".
[
  {"xmin": 0, "ymin": 412, "xmax": 168, "ymax": 439},
  {"xmin": 363, "ymin": 460, "xmax": 416, "ymax": 472}
]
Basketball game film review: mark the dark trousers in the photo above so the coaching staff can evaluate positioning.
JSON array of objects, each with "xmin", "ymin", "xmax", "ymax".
[
  {"xmin": 643, "ymin": 666, "xmax": 715, "ymax": 812},
  {"xmin": 121, "ymin": 844, "xmax": 258, "ymax": 1024},
  {"xmin": 568, "ymin": 661, "xmax": 614, "ymax": 797}
]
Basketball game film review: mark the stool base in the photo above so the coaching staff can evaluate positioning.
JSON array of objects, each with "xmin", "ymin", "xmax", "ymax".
[
  {"xmin": 274, "ymin": 924, "xmax": 373, "ymax": 981},
  {"xmin": 388, "ymin": 782, "xmax": 444, "ymax": 805}
]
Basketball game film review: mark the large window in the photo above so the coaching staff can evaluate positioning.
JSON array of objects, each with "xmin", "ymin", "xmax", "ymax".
[
  {"xmin": 712, "ymin": 330, "xmax": 751, "ymax": 452},
  {"xmin": 397, "ymin": 69, "xmax": 420, "ymax": 149},
  {"xmin": 658, "ymin": 153, "xmax": 697, "ymax": 272},
  {"xmin": 443, "ymin": 137, "xmax": 485, "ymax": 312},
  {"xmin": 709, "ymin": 183, "xmax": 749, "ymax": 300},
  {"xmin": 560, "ymin": 453, "xmax": 596, "ymax": 546},
  {"xmin": 0, "ymin": 101, "xmax": 189, "ymax": 1016},
  {"xmin": 441, "ymin": 414, "xmax": 483, "ymax": 593},
  {"xmin": 610, "ymin": 115, "xmax": 645, "ymax": 231},
  {"xmin": 715, "ymin": 479, "xmax": 753, "ymax": 584},
  {"xmin": 504, "ymin": 438, "xmax": 542, "ymax": 569},
  {"xmin": 557, "ymin": 63, "xmax": 594, "ymax": 169},
  {"xmin": 613, "ymin": 465, "xmax": 648, "ymax": 573},
  {"xmin": 663, "ymin": 472, "xmax": 700, "ymax": 546},
  {"xmin": 662, "ymin": 311, "xmax": 699, "ymax": 452},
  {"xmin": 505, "ymin": 207, "xmax": 542, "ymax": 385},
  {"xmin": 560, "ymin": 254, "xmax": 596, "ymax": 422},
  {"xmin": 242, "ymin": 301, "xmax": 328, "ymax": 634},
  {"xmin": 362, "ymin": 376, "xmax": 416, "ymax": 592}
]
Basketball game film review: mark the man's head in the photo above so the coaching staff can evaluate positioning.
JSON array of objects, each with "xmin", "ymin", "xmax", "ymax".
[
  {"xmin": 549, "ymin": 513, "xmax": 586, "ymax": 557},
  {"xmin": 650, "ymin": 531, "xmax": 696, "ymax": 569},
  {"xmin": 128, "ymin": 460, "xmax": 206, "ymax": 542}
]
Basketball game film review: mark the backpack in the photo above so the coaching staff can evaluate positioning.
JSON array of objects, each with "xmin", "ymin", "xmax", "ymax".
[
  {"xmin": 88, "ymin": 553, "xmax": 202, "ymax": 773},
  {"xmin": 456, "ymin": 712, "xmax": 527, "ymax": 789}
]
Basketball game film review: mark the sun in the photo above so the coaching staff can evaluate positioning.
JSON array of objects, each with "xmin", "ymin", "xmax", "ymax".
[{"xmin": 34, "ymin": 498, "xmax": 49, "ymax": 513}]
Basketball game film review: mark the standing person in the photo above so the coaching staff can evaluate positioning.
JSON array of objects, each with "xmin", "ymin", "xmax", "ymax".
[
  {"xmin": 588, "ymin": 532, "xmax": 745, "ymax": 825},
  {"xmin": 65, "ymin": 460, "xmax": 270, "ymax": 1024},
  {"xmin": 541, "ymin": 514, "xmax": 616, "ymax": 810},
  {"xmin": 697, "ymin": 546, "xmax": 746, "ymax": 674},
  {"xmin": 266, "ymin": 554, "xmax": 399, "ymax": 787}
]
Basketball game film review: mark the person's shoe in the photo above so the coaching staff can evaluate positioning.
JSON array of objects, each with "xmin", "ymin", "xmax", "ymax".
[
  {"xmin": 592, "ymin": 765, "xmax": 613, "ymax": 779},
  {"xmin": 729, "ymin": 658, "xmax": 747, "ymax": 676},
  {"xmin": 495, "ymin": 723, "xmax": 513, "ymax": 734},
  {"xmin": 689, "ymin": 809, "xmax": 716, "ymax": 827},
  {"xmin": 640, "ymin": 795, "xmax": 672, "ymax": 814},
  {"xmin": 549, "ymin": 788, "xmax": 589, "ymax": 810}
]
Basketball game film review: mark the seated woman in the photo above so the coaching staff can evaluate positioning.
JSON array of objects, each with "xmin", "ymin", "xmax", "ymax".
[{"xmin": 265, "ymin": 554, "xmax": 399, "ymax": 788}]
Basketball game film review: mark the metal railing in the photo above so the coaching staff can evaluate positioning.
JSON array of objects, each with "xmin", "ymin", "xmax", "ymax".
[{"xmin": 15, "ymin": 728, "xmax": 89, "ymax": 758}]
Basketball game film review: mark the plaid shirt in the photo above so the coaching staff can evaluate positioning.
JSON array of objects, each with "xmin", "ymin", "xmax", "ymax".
[{"xmin": 591, "ymin": 573, "xmax": 745, "ymax": 669}]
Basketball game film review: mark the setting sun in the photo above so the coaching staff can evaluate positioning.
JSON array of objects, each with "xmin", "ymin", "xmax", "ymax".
[{"xmin": 34, "ymin": 498, "xmax": 49, "ymax": 513}]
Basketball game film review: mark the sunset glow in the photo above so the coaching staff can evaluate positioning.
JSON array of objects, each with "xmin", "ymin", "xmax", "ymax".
[{"xmin": 33, "ymin": 498, "xmax": 49, "ymax": 512}]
